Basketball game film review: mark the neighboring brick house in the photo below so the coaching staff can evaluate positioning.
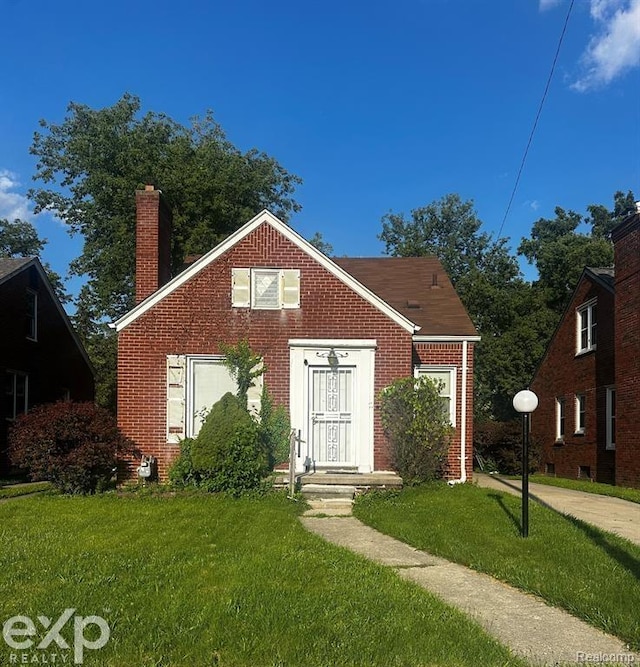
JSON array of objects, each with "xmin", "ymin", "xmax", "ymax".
[
  {"xmin": 113, "ymin": 186, "xmax": 479, "ymax": 481},
  {"xmin": 531, "ymin": 209, "xmax": 640, "ymax": 488},
  {"xmin": 0, "ymin": 257, "xmax": 95, "ymax": 473}
]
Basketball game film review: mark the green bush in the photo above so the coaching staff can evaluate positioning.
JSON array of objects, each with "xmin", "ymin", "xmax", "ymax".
[
  {"xmin": 379, "ymin": 376, "xmax": 453, "ymax": 484},
  {"xmin": 474, "ymin": 420, "xmax": 541, "ymax": 475},
  {"xmin": 168, "ymin": 438, "xmax": 198, "ymax": 487},
  {"xmin": 259, "ymin": 384, "xmax": 291, "ymax": 468},
  {"xmin": 191, "ymin": 392, "xmax": 268, "ymax": 495},
  {"xmin": 7, "ymin": 401, "xmax": 135, "ymax": 494}
]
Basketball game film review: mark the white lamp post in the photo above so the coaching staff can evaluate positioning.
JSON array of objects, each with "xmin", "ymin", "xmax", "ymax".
[{"xmin": 513, "ymin": 389, "xmax": 539, "ymax": 537}]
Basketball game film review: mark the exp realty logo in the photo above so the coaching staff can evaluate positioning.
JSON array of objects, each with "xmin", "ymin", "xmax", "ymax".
[{"xmin": 2, "ymin": 608, "xmax": 110, "ymax": 664}]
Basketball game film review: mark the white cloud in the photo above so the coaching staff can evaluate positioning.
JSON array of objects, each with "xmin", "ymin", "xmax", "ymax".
[
  {"xmin": 573, "ymin": 0, "xmax": 640, "ymax": 91},
  {"xmin": 539, "ymin": 0, "xmax": 564, "ymax": 11},
  {"xmin": 0, "ymin": 170, "xmax": 35, "ymax": 221}
]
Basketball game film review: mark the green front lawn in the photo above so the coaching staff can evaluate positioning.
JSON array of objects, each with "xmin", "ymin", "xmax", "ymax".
[
  {"xmin": 354, "ymin": 483, "xmax": 640, "ymax": 650},
  {"xmin": 0, "ymin": 481, "xmax": 52, "ymax": 499},
  {"xmin": 0, "ymin": 492, "xmax": 526, "ymax": 667}
]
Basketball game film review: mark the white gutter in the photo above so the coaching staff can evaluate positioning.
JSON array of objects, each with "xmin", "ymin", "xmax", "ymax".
[{"xmin": 448, "ymin": 339, "xmax": 469, "ymax": 485}]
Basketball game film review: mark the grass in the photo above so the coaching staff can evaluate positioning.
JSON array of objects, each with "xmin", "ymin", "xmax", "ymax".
[
  {"xmin": 0, "ymin": 491, "xmax": 527, "ymax": 667},
  {"xmin": 0, "ymin": 481, "xmax": 52, "ymax": 499},
  {"xmin": 353, "ymin": 483, "xmax": 640, "ymax": 650},
  {"xmin": 525, "ymin": 474, "xmax": 640, "ymax": 504}
]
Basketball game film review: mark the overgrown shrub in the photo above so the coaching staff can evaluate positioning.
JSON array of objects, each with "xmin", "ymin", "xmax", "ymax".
[
  {"xmin": 379, "ymin": 376, "xmax": 453, "ymax": 484},
  {"xmin": 168, "ymin": 438, "xmax": 198, "ymax": 488},
  {"xmin": 259, "ymin": 384, "xmax": 291, "ymax": 468},
  {"xmin": 8, "ymin": 401, "xmax": 135, "ymax": 494},
  {"xmin": 473, "ymin": 420, "xmax": 541, "ymax": 475},
  {"xmin": 190, "ymin": 392, "xmax": 268, "ymax": 495}
]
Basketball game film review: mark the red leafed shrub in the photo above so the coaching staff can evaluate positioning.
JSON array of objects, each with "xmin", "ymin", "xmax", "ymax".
[{"xmin": 8, "ymin": 402, "xmax": 136, "ymax": 494}]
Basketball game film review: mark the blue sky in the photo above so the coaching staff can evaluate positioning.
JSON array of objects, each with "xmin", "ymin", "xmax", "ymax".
[{"xmin": 1, "ymin": 0, "xmax": 639, "ymax": 301}]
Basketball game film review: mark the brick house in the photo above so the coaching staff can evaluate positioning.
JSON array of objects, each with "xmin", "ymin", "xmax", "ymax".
[
  {"xmin": 113, "ymin": 187, "xmax": 479, "ymax": 481},
  {"xmin": 0, "ymin": 257, "xmax": 95, "ymax": 473},
  {"xmin": 531, "ymin": 209, "xmax": 640, "ymax": 488}
]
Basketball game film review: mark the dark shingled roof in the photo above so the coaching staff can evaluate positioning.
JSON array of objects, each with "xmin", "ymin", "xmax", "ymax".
[
  {"xmin": 586, "ymin": 266, "xmax": 615, "ymax": 291},
  {"xmin": 333, "ymin": 256, "xmax": 477, "ymax": 337},
  {"xmin": 0, "ymin": 257, "xmax": 33, "ymax": 284}
]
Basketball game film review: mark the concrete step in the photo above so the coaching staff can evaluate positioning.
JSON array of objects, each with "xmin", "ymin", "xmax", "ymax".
[
  {"xmin": 300, "ymin": 483, "xmax": 356, "ymax": 500},
  {"xmin": 300, "ymin": 472, "xmax": 403, "ymax": 489},
  {"xmin": 303, "ymin": 498, "xmax": 354, "ymax": 517}
]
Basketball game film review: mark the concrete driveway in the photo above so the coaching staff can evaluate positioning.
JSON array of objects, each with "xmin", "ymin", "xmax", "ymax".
[{"xmin": 475, "ymin": 473, "xmax": 640, "ymax": 546}]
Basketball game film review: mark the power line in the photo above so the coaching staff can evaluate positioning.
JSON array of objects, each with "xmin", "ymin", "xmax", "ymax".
[{"xmin": 497, "ymin": 0, "xmax": 576, "ymax": 239}]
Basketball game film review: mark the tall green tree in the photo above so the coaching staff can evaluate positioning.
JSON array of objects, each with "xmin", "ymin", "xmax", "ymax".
[
  {"xmin": 29, "ymin": 94, "xmax": 302, "ymax": 409},
  {"xmin": 29, "ymin": 93, "xmax": 302, "ymax": 325},
  {"xmin": 380, "ymin": 193, "xmax": 547, "ymax": 420},
  {"xmin": 0, "ymin": 217, "xmax": 68, "ymax": 303},
  {"xmin": 518, "ymin": 190, "xmax": 635, "ymax": 313}
]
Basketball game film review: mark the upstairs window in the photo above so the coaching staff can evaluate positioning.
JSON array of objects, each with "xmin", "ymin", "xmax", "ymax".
[
  {"xmin": 26, "ymin": 289, "xmax": 37, "ymax": 341},
  {"xmin": 232, "ymin": 268, "xmax": 300, "ymax": 310},
  {"xmin": 576, "ymin": 299, "xmax": 597, "ymax": 354}
]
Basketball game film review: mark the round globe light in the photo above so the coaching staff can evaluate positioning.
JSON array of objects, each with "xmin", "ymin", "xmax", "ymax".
[{"xmin": 513, "ymin": 390, "xmax": 539, "ymax": 413}]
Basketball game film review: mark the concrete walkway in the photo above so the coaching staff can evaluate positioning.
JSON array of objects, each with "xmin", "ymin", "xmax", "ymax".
[
  {"xmin": 475, "ymin": 473, "xmax": 640, "ymax": 546},
  {"xmin": 301, "ymin": 515, "xmax": 637, "ymax": 666}
]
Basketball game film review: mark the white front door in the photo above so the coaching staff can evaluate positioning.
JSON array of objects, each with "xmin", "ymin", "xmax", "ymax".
[
  {"xmin": 309, "ymin": 366, "xmax": 355, "ymax": 467},
  {"xmin": 289, "ymin": 340, "xmax": 376, "ymax": 473}
]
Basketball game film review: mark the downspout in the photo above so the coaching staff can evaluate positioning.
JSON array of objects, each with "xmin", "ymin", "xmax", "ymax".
[{"xmin": 448, "ymin": 339, "xmax": 468, "ymax": 485}]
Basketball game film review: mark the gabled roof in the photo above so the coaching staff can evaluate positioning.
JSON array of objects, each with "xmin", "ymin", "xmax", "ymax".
[
  {"xmin": 113, "ymin": 210, "xmax": 419, "ymax": 333},
  {"xmin": 585, "ymin": 266, "xmax": 615, "ymax": 292},
  {"xmin": 0, "ymin": 257, "xmax": 33, "ymax": 284},
  {"xmin": 333, "ymin": 257, "xmax": 478, "ymax": 338},
  {"xmin": 0, "ymin": 256, "xmax": 94, "ymax": 373}
]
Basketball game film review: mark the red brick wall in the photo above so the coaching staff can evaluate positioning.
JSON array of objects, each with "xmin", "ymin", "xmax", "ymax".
[
  {"xmin": 613, "ymin": 214, "xmax": 640, "ymax": 488},
  {"xmin": 531, "ymin": 276, "xmax": 615, "ymax": 483},
  {"xmin": 135, "ymin": 188, "xmax": 172, "ymax": 304},
  {"xmin": 413, "ymin": 342, "xmax": 475, "ymax": 480},
  {"xmin": 118, "ymin": 222, "xmax": 415, "ymax": 479}
]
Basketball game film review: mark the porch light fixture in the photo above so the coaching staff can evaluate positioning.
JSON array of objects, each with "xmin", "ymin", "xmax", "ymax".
[
  {"xmin": 513, "ymin": 389, "xmax": 539, "ymax": 538},
  {"xmin": 315, "ymin": 348, "xmax": 348, "ymax": 368},
  {"xmin": 327, "ymin": 348, "xmax": 339, "ymax": 368}
]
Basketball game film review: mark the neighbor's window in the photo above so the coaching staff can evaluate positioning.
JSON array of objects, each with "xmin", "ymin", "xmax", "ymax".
[
  {"xmin": 555, "ymin": 397, "xmax": 565, "ymax": 441},
  {"xmin": 606, "ymin": 386, "xmax": 616, "ymax": 450},
  {"xmin": 5, "ymin": 371, "xmax": 28, "ymax": 420},
  {"xmin": 26, "ymin": 289, "xmax": 37, "ymax": 341},
  {"xmin": 575, "ymin": 394, "xmax": 585, "ymax": 434},
  {"xmin": 231, "ymin": 268, "xmax": 300, "ymax": 310},
  {"xmin": 414, "ymin": 366, "xmax": 456, "ymax": 425},
  {"xmin": 576, "ymin": 299, "xmax": 597, "ymax": 354}
]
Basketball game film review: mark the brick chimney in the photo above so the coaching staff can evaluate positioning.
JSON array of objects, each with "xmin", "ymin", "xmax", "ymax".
[
  {"xmin": 135, "ymin": 185, "xmax": 172, "ymax": 304},
  {"xmin": 611, "ymin": 210, "xmax": 640, "ymax": 488}
]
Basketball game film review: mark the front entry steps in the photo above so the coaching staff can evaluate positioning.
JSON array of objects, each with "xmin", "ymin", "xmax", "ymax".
[{"xmin": 298, "ymin": 471, "xmax": 403, "ymax": 517}]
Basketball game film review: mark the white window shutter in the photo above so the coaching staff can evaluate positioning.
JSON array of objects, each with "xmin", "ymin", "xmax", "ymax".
[
  {"xmin": 247, "ymin": 366, "xmax": 263, "ymax": 419},
  {"xmin": 281, "ymin": 269, "xmax": 300, "ymax": 309},
  {"xmin": 167, "ymin": 355, "xmax": 186, "ymax": 443},
  {"xmin": 232, "ymin": 268, "xmax": 250, "ymax": 307}
]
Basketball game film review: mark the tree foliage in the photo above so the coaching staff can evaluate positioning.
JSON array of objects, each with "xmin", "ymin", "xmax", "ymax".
[
  {"xmin": 29, "ymin": 94, "xmax": 301, "ymax": 408},
  {"xmin": 518, "ymin": 190, "xmax": 635, "ymax": 313},
  {"xmin": 308, "ymin": 231, "xmax": 334, "ymax": 256},
  {"xmin": 0, "ymin": 217, "xmax": 68, "ymax": 303},
  {"xmin": 29, "ymin": 93, "xmax": 302, "ymax": 325},
  {"xmin": 220, "ymin": 339, "xmax": 264, "ymax": 408}
]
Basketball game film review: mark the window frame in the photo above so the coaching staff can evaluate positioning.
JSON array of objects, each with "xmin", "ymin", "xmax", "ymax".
[
  {"xmin": 414, "ymin": 365, "xmax": 457, "ymax": 426},
  {"xmin": 555, "ymin": 397, "xmax": 566, "ymax": 442},
  {"xmin": 251, "ymin": 268, "xmax": 282, "ymax": 310},
  {"xmin": 5, "ymin": 370, "xmax": 28, "ymax": 421},
  {"xmin": 606, "ymin": 386, "xmax": 616, "ymax": 450},
  {"xmin": 26, "ymin": 289, "xmax": 37, "ymax": 341},
  {"xmin": 576, "ymin": 299, "xmax": 597, "ymax": 355},
  {"xmin": 574, "ymin": 394, "xmax": 586, "ymax": 435}
]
